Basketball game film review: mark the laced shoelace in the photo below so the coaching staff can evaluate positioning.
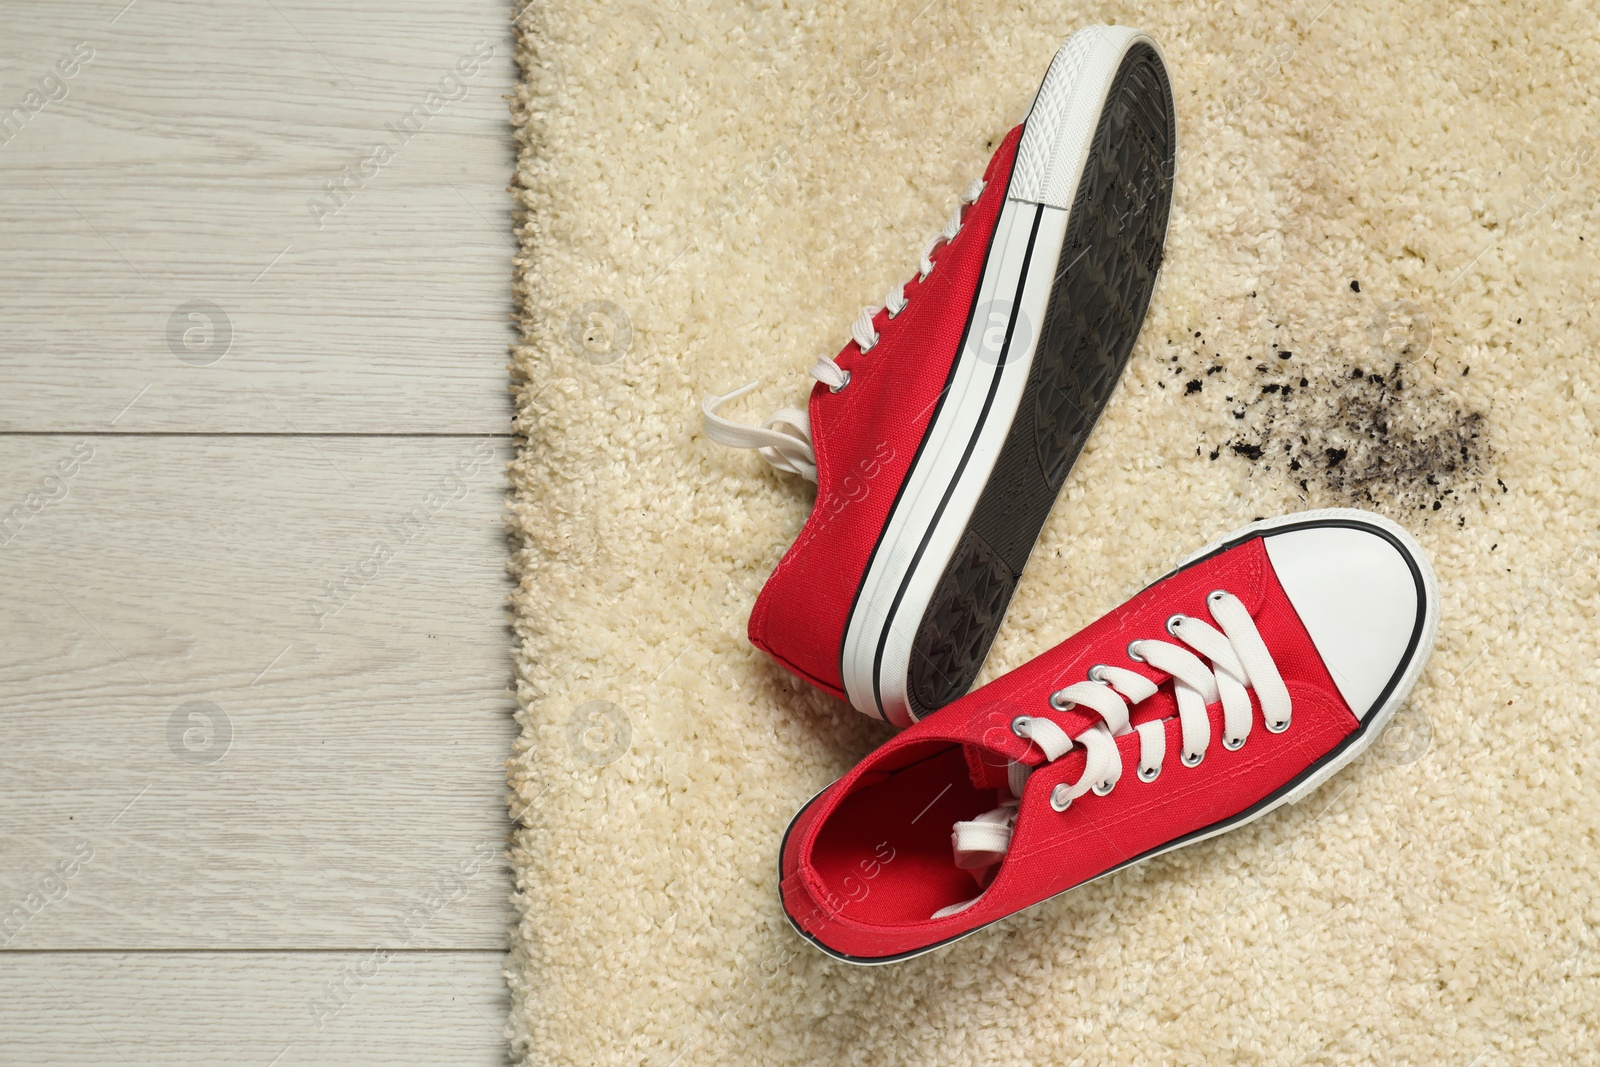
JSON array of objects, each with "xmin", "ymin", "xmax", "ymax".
[
  {"xmin": 699, "ymin": 178, "xmax": 988, "ymax": 482},
  {"xmin": 940, "ymin": 590, "xmax": 1293, "ymax": 911}
]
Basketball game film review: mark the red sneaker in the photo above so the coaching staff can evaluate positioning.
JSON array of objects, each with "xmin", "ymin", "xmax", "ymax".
[
  {"xmin": 703, "ymin": 27, "xmax": 1176, "ymax": 725},
  {"xmin": 779, "ymin": 509, "xmax": 1440, "ymax": 963}
]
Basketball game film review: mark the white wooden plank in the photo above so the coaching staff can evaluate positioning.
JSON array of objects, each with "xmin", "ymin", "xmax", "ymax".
[
  {"xmin": 0, "ymin": 951, "xmax": 508, "ymax": 1066},
  {"xmin": 0, "ymin": 436, "xmax": 515, "ymax": 947},
  {"xmin": 0, "ymin": 0, "xmax": 517, "ymax": 433}
]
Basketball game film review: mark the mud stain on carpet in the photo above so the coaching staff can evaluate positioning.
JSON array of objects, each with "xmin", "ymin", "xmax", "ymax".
[{"xmin": 1166, "ymin": 294, "xmax": 1495, "ymax": 523}]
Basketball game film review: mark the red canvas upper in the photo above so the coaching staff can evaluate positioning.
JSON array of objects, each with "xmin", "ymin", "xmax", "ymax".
[
  {"xmin": 779, "ymin": 534, "xmax": 1362, "ymax": 961},
  {"xmin": 748, "ymin": 127, "xmax": 1026, "ymax": 699}
]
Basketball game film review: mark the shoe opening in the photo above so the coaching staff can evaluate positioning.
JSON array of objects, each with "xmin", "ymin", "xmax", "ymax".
[{"xmin": 809, "ymin": 741, "xmax": 1009, "ymax": 924}]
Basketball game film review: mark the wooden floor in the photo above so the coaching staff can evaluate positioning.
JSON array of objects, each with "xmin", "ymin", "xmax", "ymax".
[{"xmin": 0, "ymin": 3, "xmax": 517, "ymax": 1063}]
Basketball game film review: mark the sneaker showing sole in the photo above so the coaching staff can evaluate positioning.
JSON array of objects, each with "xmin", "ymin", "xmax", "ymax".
[
  {"xmin": 780, "ymin": 508, "xmax": 1440, "ymax": 964},
  {"xmin": 703, "ymin": 26, "xmax": 1176, "ymax": 725},
  {"xmin": 841, "ymin": 27, "xmax": 1176, "ymax": 726}
]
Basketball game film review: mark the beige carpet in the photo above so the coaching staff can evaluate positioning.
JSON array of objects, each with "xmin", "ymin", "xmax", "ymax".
[{"xmin": 504, "ymin": 1, "xmax": 1600, "ymax": 1062}]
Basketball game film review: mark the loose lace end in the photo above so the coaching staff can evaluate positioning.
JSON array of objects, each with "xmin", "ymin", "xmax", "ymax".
[{"xmin": 701, "ymin": 383, "xmax": 818, "ymax": 482}]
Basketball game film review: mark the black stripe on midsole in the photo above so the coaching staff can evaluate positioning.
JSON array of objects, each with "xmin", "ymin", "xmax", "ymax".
[
  {"xmin": 867, "ymin": 202, "xmax": 1047, "ymax": 718},
  {"xmin": 832, "ymin": 165, "xmax": 1019, "ymax": 721}
]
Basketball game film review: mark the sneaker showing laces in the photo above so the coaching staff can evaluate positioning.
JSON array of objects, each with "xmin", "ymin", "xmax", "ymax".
[
  {"xmin": 703, "ymin": 26, "xmax": 1177, "ymax": 725},
  {"xmin": 778, "ymin": 509, "xmax": 1441, "ymax": 963}
]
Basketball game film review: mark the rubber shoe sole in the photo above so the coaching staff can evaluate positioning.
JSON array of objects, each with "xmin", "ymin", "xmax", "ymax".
[{"xmin": 840, "ymin": 26, "xmax": 1177, "ymax": 725}]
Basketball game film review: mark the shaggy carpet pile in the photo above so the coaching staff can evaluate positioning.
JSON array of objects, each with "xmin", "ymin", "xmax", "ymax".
[{"xmin": 506, "ymin": 1, "xmax": 1600, "ymax": 1062}]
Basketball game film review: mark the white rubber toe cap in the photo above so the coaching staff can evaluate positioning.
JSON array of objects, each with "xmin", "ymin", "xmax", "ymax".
[{"xmin": 1263, "ymin": 522, "xmax": 1426, "ymax": 719}]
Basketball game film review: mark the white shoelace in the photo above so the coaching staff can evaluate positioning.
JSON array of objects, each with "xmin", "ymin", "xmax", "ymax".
[
  {"xmin": 935, "ymin": 590, "xmax": 1292, "ymax": 917},
  {"xmin": 699, "ymin": 178, "xmax": 987, "ymax": 481},
  {"xmin": 699, "ymin": 357, "xmax": 847, "ymax": 482},
  {"xmin": 849, "ymin": 177, "xmax": 986, "ymax": 353}
]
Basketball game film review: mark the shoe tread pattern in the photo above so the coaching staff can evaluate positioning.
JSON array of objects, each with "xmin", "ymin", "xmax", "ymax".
[
  {"xmin": 906, "ymin": 43, "xmax": 1176, "ymax": 719},
  {"xmin": 1011, "ymin": 29, "xmax": 1100, "ymax": 202}
]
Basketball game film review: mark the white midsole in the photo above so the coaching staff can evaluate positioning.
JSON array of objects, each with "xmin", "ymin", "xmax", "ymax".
[
  {"xmin": 839, "ymin": 199, "xmax": 1065, "ymax": 723},
  {"xmin": 840, "ymin": 25, "xmax": 1166, "ymax": 725}
]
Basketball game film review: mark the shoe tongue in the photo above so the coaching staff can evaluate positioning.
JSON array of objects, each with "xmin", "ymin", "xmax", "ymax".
[
  {"xmin": 950, "ymin": 748, "xmax": 1036, "ymax": 890},
  {"xmin": 961, "ymin": 742, "xmax": 1013, "ymax": 792},
  {"xmin": 1130, "ymin": 687, "xmax": 1178, "ymax": 727},
  {"xmin": 951, "ymin": 743, "xmax": 1022, "ymax": 898}
]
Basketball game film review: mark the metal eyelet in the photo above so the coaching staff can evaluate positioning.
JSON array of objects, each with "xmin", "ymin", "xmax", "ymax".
[
  {"xmin": 1181, "ymin": 749, "xmax": 1204, "ymax": 768},
  {"xmin": 1048, "ymin": 690, "xmax": 1073, "ymax": 712},
  {"xmin": 1223, "ymin": 735, "xmax": 1246, "ymax": 751},
  {"xmin": 1049, "ymin": 784, "xmax": 1072, "ymax": 812},
  {"xmin": 1126, "ymin": 641, "xmax": 1146, "ymax": 663},
  {"xmin": 1086, "ymin": 664, "xmax": 1110, "ymax": 684},
  {"xmin": 1266, "ymin": 716, "xmax": 1292, "ymax": 734},
  {"xmin": 1165, "ymin": 613, "xmax": 1186, "ymax": 636},
  {"xmin": 829, "ymin": 370, "xmax": 851, "ymax": 394},
  {"xmin": 1138, "ymin": 765, "xmax": 1161, "ymax": 783},
  {"xmin": 1091, "ymin": 779, "xmax": 1115, "ymax": 797},
  {"xmin": 1011, "ymin": 715, "xmax": 1030, "ymax": 738}
]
